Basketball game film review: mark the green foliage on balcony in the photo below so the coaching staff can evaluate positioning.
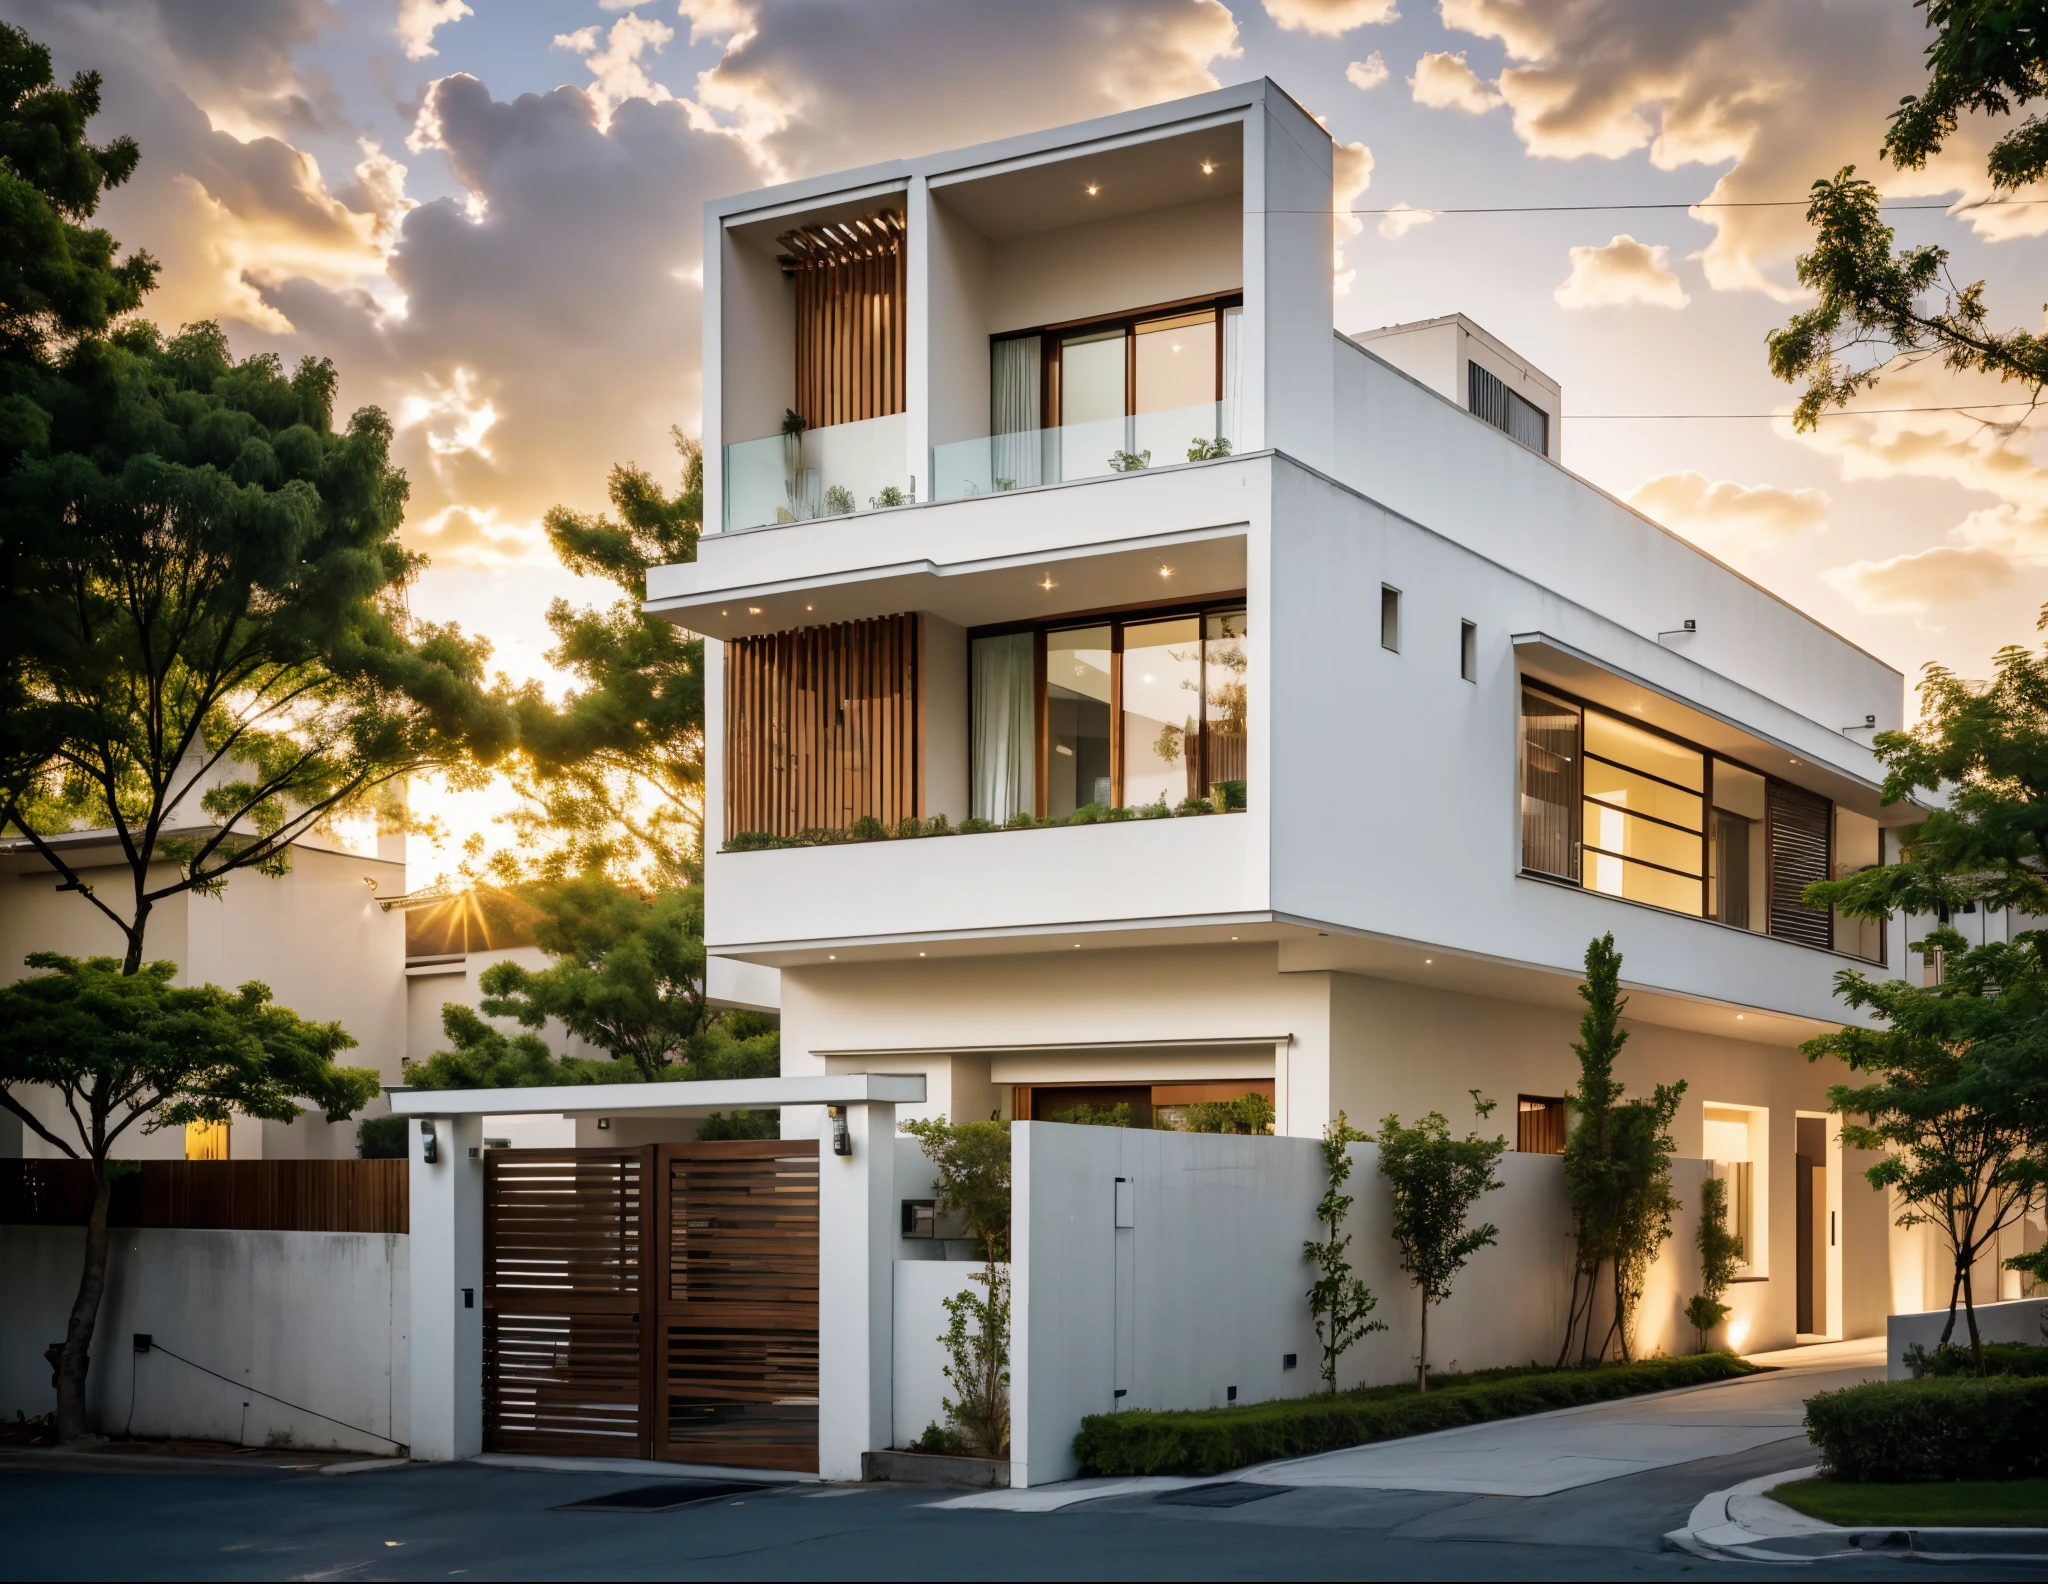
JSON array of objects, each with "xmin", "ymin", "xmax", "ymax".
[{"xmin": 721, "ymin": 792, "xmax": 1245, "ymax": 852}]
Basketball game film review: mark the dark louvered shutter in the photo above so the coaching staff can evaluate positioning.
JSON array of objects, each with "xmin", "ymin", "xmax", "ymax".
[{"xmin": 1768, "ymin": 782, "xmax": 1833, "ymax": 949}]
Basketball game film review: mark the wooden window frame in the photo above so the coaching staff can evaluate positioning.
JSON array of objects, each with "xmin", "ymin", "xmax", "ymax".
[
  {"xmin": 991, "ymin": 293, "xmax": 1244, "ymax": 428},
  {"xmin": 971, "ymin": 591, "xmax": 1247, "ymax": 818}
]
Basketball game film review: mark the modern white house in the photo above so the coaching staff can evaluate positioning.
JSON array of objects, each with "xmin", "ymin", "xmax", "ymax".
[{"xmin": 643, "ymin": 75, "xmax": 1945, "ymax": 1363}]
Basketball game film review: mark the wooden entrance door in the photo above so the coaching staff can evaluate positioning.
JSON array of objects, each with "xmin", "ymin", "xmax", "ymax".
[
  {"xmin": 653, "ymin": 1139, "xmax": 820, "ymax": 1473},
  {"xmin": 481, "ymin": 1141, "xmax": 821, "ymax": 1470}
]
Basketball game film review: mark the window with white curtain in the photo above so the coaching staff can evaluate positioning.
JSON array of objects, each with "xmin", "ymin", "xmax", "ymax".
[{"xmin": 970, "ymin": 631, "xmax": 1035, "ymax": 823}]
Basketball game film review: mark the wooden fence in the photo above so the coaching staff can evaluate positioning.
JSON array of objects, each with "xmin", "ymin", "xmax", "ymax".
[{"xmin": 0, "ymin": 1159, "xmax": 407, "ymax": 1234}]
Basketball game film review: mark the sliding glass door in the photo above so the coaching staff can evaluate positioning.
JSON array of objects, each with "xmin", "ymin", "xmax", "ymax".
[{"xmin": 970, "ymin": 602, "xmax": 1250, "ymax": 821}]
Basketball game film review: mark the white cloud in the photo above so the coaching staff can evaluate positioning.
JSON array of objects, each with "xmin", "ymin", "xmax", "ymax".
[
  {"xmin": 395, "ymin": 0, "xmax": 472, "ymax": 62},
  {"xmin": 1628, "ymin": 471, "xmax": 1828, "ymax": 560},
  {"xmin": 1436, "ymin": 0, "xmax": 2048, "ymax": 302},
  {"xmin": 554, "ymin": 14, "xmax": 677, "ymax": 129},
  {"xmin": 1346, "ymin": 54, "xmax": 1390, "ymax": 91},
  {"xmin": 1554, "ymin": 234, "xmax": 1689, "ymax": 309},
  {"xmin": 1263, "ymin": 0, "xmax": 1399, "ymax": 36},
  {"xmin": 1377, "ymin": 200, "xmax": 1436, "ymax": 239},
  {"xmin": 1824, "ymin": 544, "xmax": 2015, "ymax": 615},
  {"xmin": 667, "ymin": 0, "xmax": 758, "ymax": 41},
  {"xmin": 1409, "ymin": 50, "xmax": 1503, "ymax": 115}
]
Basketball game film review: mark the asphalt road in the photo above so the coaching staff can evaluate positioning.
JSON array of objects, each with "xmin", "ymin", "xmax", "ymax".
[{"xmin": 4, "ymin": 1436, "xmax": 2045, "ymax": 1582}]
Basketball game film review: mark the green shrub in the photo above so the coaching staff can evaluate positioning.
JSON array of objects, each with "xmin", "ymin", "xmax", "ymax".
[
  {"xmin": 1175, "ymin": 796, "xmax": 1216, "ymax": 817},
  {"xmin": 1805, "ymin": 1376, "xmax": 2048, "ymax": 1482},
  {"xmin": 1137, "ymin": 799, "xmax": 1173, "ymax": 820},
  {"xmin": 1074, "ymin": 1354, "xmax": 1755, "ymax": 1477},
  {"xmin": 850, "ymin": 815, "xmax": 888, "ymax": 841},
  {"xmin": 1910, "ymin": 1341, "xmax": 2048, "ymax": 1378},
  {"xmin": 1047, "ymin": 1100, "xmax": 1134, "ymax": 1127},
  {"xmin": 958, "ymin": 817, "xmax": 995, "ymax": 834},
  {"xmin": 356, "ymin": 1116, "xmax": 408, "ymax": 1158}
]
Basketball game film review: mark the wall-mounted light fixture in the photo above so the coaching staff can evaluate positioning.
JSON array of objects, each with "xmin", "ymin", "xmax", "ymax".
[
  {"xmin": 419, "ymin": 1120, "xmax": 438, "ymax": 1164},
  {"xmin": 827, "ymin": 1104, "xmax": 851, "ymax": 1157},
  {"xmin": 596, "ymin": 1116, "xmax": 611, "ymax": 1130},
  {"xmin": 1657, "ymin": 619, "xmax": 1697, "ymax": 645}
]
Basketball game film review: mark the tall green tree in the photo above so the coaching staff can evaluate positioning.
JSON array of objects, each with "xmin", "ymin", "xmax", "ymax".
[
  {"xmin": 474, "ymin": 873, "xmax": 711, "ymax": 1082},
  {"xmin": 1803, "ymin": 926, "xmax": 2048, "ymax": 1366},
  {"xmin": 510, "ymin": 432, "xmax": 705, "ymax": 887},
  {"xmin": 0, "ymin": 955, "xmax": 377, "ymax": 1442},
  {"xmin": 0, "ymin": 20, "xmax": 513, "ymax": 1442},
  {"xmin": 1376, "ymin": 1092, "xmax": 1506, "ymax": 1393},
  {"xmin": 1558, "ymin": 934, "xmax": 1687, "ymax": 1365},
  {"xmin": 1685, "ymin": 1175, "xmax": 1746, "ymax": 1352},
  {"xmin": 1767, "ymin": 1, "xmax": 2047, "ymax": 429},
  {"xmin": 0, "ymin": 21, "xmax": 156, "ymax": 811}
]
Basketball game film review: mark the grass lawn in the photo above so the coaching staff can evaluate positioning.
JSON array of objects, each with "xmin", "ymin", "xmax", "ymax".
[{"xmin": 1772, "ymin": 1478, "xmax": 2048, "ymax": 1529}]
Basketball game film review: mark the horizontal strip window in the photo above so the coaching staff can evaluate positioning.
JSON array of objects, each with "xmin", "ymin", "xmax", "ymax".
[{"xmin": 1520, "ymin": 676, "xmax": 1884, "ymax": 964}]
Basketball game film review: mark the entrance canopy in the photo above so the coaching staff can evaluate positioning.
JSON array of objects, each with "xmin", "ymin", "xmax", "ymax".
[{"xmin": 388, "ymin": 1072, "xmax": 925, "ymax": 1120}]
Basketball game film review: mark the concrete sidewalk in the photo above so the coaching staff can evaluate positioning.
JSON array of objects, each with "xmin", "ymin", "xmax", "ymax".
[{"xmin": 1232, "ymin": 1339, "xmax": 1885, "ymax": 1498}]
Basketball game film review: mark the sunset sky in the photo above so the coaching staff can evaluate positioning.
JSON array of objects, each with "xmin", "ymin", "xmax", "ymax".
[{"xmin": 10, "ymin": 0, "xmax": 2047, "ymax": 883}]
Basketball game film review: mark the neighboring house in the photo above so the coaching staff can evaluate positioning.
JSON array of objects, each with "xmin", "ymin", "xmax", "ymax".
[
  {"xmin": 646, "ymin": 78, "xmax": 1960, "ymax": 1351},
  {"xmin": 0, "ymin": 822, "xmax": 408, "ymax": 1161}
]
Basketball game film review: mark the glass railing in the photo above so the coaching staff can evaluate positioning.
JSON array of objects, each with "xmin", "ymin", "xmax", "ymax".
[
  {"xmin": 929, "ymin": 399, "xmax": 1240, "ymax": 503},
  {"xmin": 723, "ymin": 411, "xmax": 911, "ymax": 532}
]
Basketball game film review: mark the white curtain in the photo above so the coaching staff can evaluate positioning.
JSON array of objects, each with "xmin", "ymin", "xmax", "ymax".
[
  {"xmin": 971, "ymin": 633, "xmax": 1034, "ymax": 822},
  {"xmin": 1220, "ymin": 307, "xmax": 1242, "ymax": 451},
  {"xmin": 990, "ymin": 335, "xmax": 1042, "ymax": 490}
]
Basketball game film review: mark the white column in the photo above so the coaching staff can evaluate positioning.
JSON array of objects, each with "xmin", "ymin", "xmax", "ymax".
[
  {"xmin": 408, "ymin": 1113, "xmax": 483, "ymax": 1462},
  {"xmin": 816, "ymin": 1100, "xmax": 896, "ymax": 1480},
  {"xmin": 904, "ymin": 175, "xmax": 931, "ymax": 501}
]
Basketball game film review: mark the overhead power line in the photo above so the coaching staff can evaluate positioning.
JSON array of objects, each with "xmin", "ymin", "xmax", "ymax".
[
  {"xmin": 1305, "ymin": 198, "xmax": 2048, "ymax": 215},
  {"xmin": 1565, "ymin": 402, "xmax": 2041, "ymax": 419}
]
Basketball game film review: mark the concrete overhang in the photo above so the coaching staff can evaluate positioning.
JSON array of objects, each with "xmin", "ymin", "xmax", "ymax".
[
  {"xmin": 386, "ymin": 1072, "xmax": 926, "ymax": 1118},
  {"xmin": 646, "ymin": 523, "xmax": 1247, "ymax": 640},
  {"xmin": 1513, "ymin": 633, "xmax": 1911, "ymax": 825}
]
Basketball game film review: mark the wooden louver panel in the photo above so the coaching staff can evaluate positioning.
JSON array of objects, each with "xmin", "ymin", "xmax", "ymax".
[
  {"xmin": 725, "ymin": 613, "xmax": 921, "ymax": 839},
  {"xmin": 656, "ymin": 1140, "xmax": 820, "ymax": 1473},
  {"xmin": 778, "ymin": 209, "xmax": 906, "ymax": 429},
  {"xmin": 1768, "ymin": 781, "xmax": 1833, "ymax": 950},
  {"xmin": 483, "ymin": 1149, "xmax": 650, "ymax": 1457}
]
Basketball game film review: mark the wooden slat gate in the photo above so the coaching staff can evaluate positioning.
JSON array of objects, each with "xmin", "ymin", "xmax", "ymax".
[{"xmin": 483, "ymin": 1141, "xmax": 820, "ymax": 1471}]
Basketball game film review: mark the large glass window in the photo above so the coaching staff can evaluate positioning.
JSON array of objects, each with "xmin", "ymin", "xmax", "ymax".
[
  {"xmin": 1518, "ymin": 680, "xmax": 1875, "ymax": 956},
  {"xmin": 972, "ymin": 603, "xmax": 1250, "ymax": 819}
]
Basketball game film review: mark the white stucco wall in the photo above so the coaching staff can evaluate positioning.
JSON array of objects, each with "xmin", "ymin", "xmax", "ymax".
[
  {"xmin": 1, "ymin": 1226, "xmax": 409, "ymax": 1454},
  {"xmin": 1009, "ymin": 1120, "xmax": 1720, "ymax": 1487}
]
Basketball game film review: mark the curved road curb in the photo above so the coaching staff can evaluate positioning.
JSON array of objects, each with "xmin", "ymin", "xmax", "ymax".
[{"xmin": 1665, "ymin": 1464, "xmax": 2048, "ymax": 1564}]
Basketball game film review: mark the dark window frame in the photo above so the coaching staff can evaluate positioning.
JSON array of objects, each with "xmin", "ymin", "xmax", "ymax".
[
  {"xmin": 1460, "ymin": 620, "xmax": 1478, "ymax": 683},
  {"xmin": 970, "ymin": 592, "xmax": 1248, "ymax": 817},
  {"xmin": 1381, "ymin": 585, "xmax": 1401, "ymax": 653},
  {"xmin": 1516, "ymin": 675, "xmax": 1873, "ymax": 960}
]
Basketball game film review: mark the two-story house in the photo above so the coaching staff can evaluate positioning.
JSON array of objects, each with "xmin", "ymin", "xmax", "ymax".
[{"xmin": 647, "ymin": 80, "xmax": 1920, "ymax": 1350}]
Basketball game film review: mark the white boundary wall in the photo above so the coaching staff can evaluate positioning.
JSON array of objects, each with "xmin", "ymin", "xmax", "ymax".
[
  {"xmin": 1010, "ymin": 1121, "xmax": 1712, "ymax": 1486},
  {"xmin": 1887, "ymin": 1296, "xmax": 2048, "ymax": 1380},
  {"xmin": 1, "ymin": 1227, "xmax": 409, "ymax": 1454}
]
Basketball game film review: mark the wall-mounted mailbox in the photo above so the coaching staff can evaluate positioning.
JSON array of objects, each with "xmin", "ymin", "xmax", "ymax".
[
  {"xmin": 902, "ymin": 1199, "xmax": 936, "ymax": 1238},
  {"xmin": 1114, "ymin": 1177, "xmax": 1135, "ymax": 1229}
]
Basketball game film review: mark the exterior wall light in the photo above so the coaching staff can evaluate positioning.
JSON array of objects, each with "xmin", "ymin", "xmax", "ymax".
[
  {"xmin": 827, "ymin": 1105, "xmax": 851, "ymax": 1157},
  {"xmin": 419, "ymin": 1120, "xmax": 437, "ymax": 1164}
]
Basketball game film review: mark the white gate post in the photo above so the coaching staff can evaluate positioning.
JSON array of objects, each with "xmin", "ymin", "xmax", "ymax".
[
  {"xmin": 408, "ymin": 1113, "xmax": 484, "ymax": 1462},
  {"xmin": 816, "ymin": 1099, "xmax": 896, "ymax": 1480}
]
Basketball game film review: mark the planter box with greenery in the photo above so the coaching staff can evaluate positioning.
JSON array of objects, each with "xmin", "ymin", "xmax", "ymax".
[
  {"xmin": 723, "ymin": 792, "xmax": 1245, "ymax": 853},
  {"xmin": 1804, "ymin": 1376, "xmax": 2048, "ymax": 1483},
  {"xmin": 1073, "ymin": 1355, "xmax": 1757, "ymax": 1477}
]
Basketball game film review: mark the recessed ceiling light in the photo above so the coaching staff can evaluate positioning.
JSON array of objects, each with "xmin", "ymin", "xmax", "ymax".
[
  {"xmin": 1425, "ymin": 958, "xmax": 1432, "ymax": 964},
  {"xmin": 1200, "ymin": 161, "xmax": 1215, "ymax": 175},
  {"xmin": 806, "ymin": 603, "xmax": 814, "ymax": 611},
  {"xmin": 748, "ymin": 606, "xmax": 762, "ymax": 615},
  {"xmin": 1736, "ymin": 1013, "xmax": 1744, "ymax": 1020},
  {"xmin": 721, "ymin": 609, "xmax": 728, "ymax": 616},
  {"xmin": 1159, "ymin": 565, "xmax": 1173, "ymax": 578},
  {"xmin": 919, "ymin": 951, "xmax": 926, "ymax": 957},
  {"xmin": 1040, "ymin": 576, "xmax": 1056, "ymax": 590},
  {"xmin": 1230, "ymin": 935, "xmax": 1239, "ymax": 940},
  {"xmin": 828, "ymin": 954, "xmax": 836, "ymax": 960},
  {"xmin": 1085, "ymin": 183, "xmax": 1099, "ymax": 196}
]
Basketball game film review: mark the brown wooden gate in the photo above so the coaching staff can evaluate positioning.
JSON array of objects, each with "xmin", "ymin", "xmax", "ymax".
[{"xmin": 482, "ymin": 1141, "xmax": 819, "ymax": 1471}]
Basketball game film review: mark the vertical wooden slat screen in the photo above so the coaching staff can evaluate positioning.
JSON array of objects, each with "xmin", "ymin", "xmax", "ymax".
[
  {"xmin": 777, "ymin": 210, "xmax": 906, "ymax": 429},
  {"xmin": 725, "ymin": 613, "xmax": 922, "ymax": 838},
  {"xmin": 0, "ymin": 1159, "xmax": 406, "ymax": 1233},
  {"xmin": 655, "ymin": 1140, "xmax": 820, "ymax": 1473},
  {"xmin": 1767, "ymin": 781, "xmax": 1834, "ymax": 950}
]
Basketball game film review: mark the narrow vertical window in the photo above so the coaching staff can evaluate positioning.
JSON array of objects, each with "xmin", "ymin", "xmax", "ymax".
[
  {"xmin": 1380, "ymin": 586, "xmax": 1400, "ymax": 652},
  {"xmin": 1460, "ymin": 620, "xmax": 1477, "ymax": 682},
  {"xmin": 1767, "ymin": 781, "xmax": 1833, "ymax": 949},
  {"xmin": 970, "ymin": 632, "xmax": 1036, "ymax": 823},
  {"xmin": 1519, "ymin": 687, "xmax": 1581, "ymax": 881}
]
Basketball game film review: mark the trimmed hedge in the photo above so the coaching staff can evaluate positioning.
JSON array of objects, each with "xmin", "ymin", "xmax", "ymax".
[
  {"xmin": 1805, "ymin": 1376, "xmax": 2048, "ymax": 1483},
  {"xmin": 1916, "ymin": 1341, "xmax": 2048, "ymax": 1379},
  {"xmin": 1073, "ymin": 1354, "xmax": 1757, "ymax": 1477}
]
